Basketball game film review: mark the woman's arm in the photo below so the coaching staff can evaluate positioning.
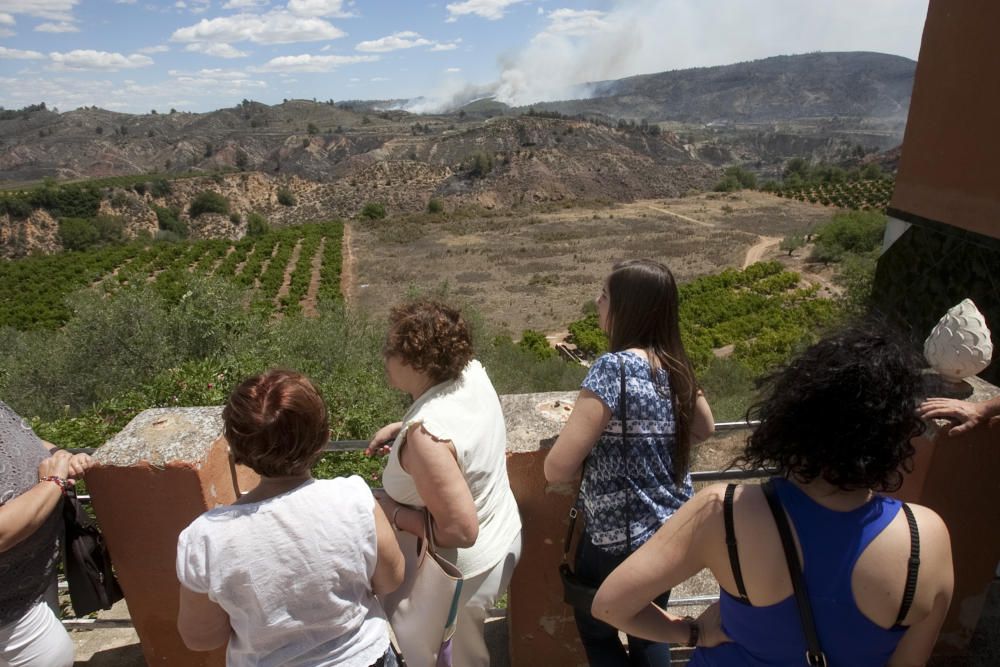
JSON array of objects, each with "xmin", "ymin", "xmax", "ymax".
[
  {"xmin": 592, "ymin": 483, "xmax": 730, "ymax": 647},
  {"xmin": 397, "ymin": 424, "xmax": 479, "ymax": 549},
  {"xmin": 0, "ymin": 449, "xmax": 73, "ymax": 553},
  {"xmin": 544, "ymin": 389, "xmax": 610, "ymax": 484},
  {"xmin": 371, "ymin": 501, "xmax": 405, "ymax": 596},
  {"xmin": 690, "ymin": 391, "xmax": 715, "ymax": 444},
  {"xmin": 177, "ymin": 585, "xmax": 232, "ymax": 651}
]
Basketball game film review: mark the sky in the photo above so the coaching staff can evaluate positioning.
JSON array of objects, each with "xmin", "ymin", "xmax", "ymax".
[{"xmin": 0, "ymin": 0, "xmax": 930, "ymax": 115}]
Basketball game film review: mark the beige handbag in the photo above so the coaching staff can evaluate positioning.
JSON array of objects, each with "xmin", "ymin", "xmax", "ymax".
[{"xmin": 380, "ymin": 510, "xmax": 464, "ymax": 667}]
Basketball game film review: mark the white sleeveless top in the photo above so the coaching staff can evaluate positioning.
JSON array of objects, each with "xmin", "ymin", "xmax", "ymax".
[
  {"xmin": 382, "ymin": 360, "xmax": 522, "ymax": 577},
  {"xmin": 176, "ymin": 477, "xmax": 389, "ymax": 667}
]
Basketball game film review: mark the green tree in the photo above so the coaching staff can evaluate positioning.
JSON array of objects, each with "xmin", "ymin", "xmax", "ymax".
[
  {"xmin": 153, "ymin": 204, "xmax": 188, "ymax": 237},
  {"xmin": 780, "ymin": 234, "xmax": 805, "ymax": 256},
  {"xmin": 518, "ymin": 330, "xmax": 555, "ymax": 360}
]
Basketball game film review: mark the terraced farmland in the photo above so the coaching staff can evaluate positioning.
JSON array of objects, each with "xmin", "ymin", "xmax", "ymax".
[
  {"xmin": 0, "ymin": 221, "xmax": 343, "ymax": 330},
  {"xmin": 772, "ymin": 178, "xmax": 894, "ymax": 210}
]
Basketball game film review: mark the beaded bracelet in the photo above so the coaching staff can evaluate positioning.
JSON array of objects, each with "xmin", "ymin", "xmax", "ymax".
[{"xmin": 39, "ymin": 475, "xmax": 71, "ymax": 496}]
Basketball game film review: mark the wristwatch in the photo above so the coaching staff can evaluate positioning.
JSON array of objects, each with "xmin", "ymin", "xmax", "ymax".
[{"xmin": 683, "ymin": 616, "xmax": 700, "ymax": 648}]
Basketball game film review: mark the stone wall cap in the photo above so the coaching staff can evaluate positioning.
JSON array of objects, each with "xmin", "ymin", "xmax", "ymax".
[
  {"xmin": 94, "ymin": 406, "xmax": 224, "ymax": 468},
  {"xmin": 500, "ymin": 391, "xmax": 577, "ymax": 454}
]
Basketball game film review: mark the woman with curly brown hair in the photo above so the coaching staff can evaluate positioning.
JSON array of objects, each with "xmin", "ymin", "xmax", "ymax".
[
  {"xmin": 176, "ymin": 370, "xmax": 405, "ymax": 667},
  {"xmin": 367, "ymin": 299, "xmax": 522, "ymax": 667},
  {"xmin": 592, "ymin": 324, "xmax": 954, "ymax": 667}
]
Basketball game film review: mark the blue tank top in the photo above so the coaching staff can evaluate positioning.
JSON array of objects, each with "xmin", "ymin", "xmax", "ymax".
[{"xmin": 690, "ymin": 478, "xmax": 907, "ymax": 666}]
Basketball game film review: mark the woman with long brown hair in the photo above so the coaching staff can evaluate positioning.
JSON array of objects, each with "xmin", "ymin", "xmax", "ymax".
[{"xmin": 545, "ymin": 259, "xmax": 715, "ymax": 666}]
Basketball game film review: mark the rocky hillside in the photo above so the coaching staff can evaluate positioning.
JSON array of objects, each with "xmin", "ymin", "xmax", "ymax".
[{"xmin": 0, "ymin": 114, "xmax": 719, "ymax": 257}]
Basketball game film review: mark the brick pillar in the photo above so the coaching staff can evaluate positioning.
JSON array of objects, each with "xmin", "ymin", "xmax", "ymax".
[
  {"xmin": 894, "ymin": 376, "xmax": 1000, "ymax": 655},
  {"xmin": 501, "ymin": 392, "xmax": 587, "ymax": 667},
  {"xmin": 86, "ymin": 407, "xmax": 259, "ymax": 666}
]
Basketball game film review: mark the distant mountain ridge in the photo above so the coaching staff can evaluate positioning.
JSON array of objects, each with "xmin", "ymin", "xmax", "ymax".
[{"xmin": 527, "ymin": 52, "xmax": 915, "ymax": 123}]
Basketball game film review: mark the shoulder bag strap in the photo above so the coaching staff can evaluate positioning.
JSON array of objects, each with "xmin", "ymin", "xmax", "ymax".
[
  {"xmin": 619, "ymin": 356, "xmax": 632, "ymax": 554},
  {"xmin": 761, "ymin": 480, "xmax": 827, "ymax": 667},
  {"xmin": 894, "ymin": 503, "xmax": 921, "ymax": 626},
  {"xmin": 724, "ymin": 484, "xmax": 751, "ymax": 603}
]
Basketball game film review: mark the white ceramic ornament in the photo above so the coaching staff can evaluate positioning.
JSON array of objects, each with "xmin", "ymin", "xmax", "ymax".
[{"xmin": 923, "ymin": 298, "xmax": 993, "ymax": 383}]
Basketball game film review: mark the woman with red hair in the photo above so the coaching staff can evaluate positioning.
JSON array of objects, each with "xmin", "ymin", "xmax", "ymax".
[{"xmin": 176, "ymin": 370, "xmax": 405, "ymax": 667}]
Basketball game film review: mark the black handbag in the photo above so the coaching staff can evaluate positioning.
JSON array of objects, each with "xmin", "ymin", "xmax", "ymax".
[
  {"xmin": 559, "ymin": 358, "xmax": 632, "ymax": 610},
  {"xmin": 62, "ymin": 487, "xmax": 125, "ymax": 617}
]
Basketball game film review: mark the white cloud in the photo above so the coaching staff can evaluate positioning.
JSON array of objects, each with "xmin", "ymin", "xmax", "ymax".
[
  {"xmin": 445, "ymin": 0, "xmax": 527, "ymax": 21},
  {"xmin": 286, "ymin": 0, "xmax": 350, "ymax": 17},
  {"xmin": 0, "ymin": 0, "xmax": 78, "ymax": 21},
  {"xmin": 115, "ymin": 0, "xmax": 137, "ymax": 4},
  {"xmin": 356, "ymin": 31, "xmax": 432, "ymax": 53},
  {"xmin": 445, "ymin": 67, "xmax": 460, "ymax": 72},
  {"xmin": 0, "ymin": 45, "xmax": 44, "ymax": 59},
  {"xmin": 0, "ymin": 11, "xmax": 16, "ymax": 23},
  {"xmin": 35, "ymin": 20, "xmax": 77, "ymax": 31},
  {"xmin": 370, "ymin": 76, "xmax": 388, "ymax": 81},
  {"xmin": 253, "ymin": 52, "xmax": 377, "ymax": 72},
  {"xmin": 172, "ymin": 9, "xmax": 345, "ymax": 45},
  {"xmin": 222, "ymin": 0, "xmax": 268, "ymax": 7},
  {"xmin": 430, "ymin": 41, "xmax": 459, "ymax": 51},
  {"xmin": 137, "ymin": 44, "xmax": 170, "ymax": 54},
  {"xmin": 48, "ymin": 49, "xmax": 154, "ymax": 71},
  {"xmin": 543, "ymin": 9, "xmax": 608, "ymax": 37},
  {"xmin": 185, "ymin": 42, "xmax": 249, "ymax": 58}
]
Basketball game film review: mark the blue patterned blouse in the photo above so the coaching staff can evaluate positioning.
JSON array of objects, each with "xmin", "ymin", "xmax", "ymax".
[{"xmin": 579, "ymin": 351, "xmax": 693, "ymax": 555}]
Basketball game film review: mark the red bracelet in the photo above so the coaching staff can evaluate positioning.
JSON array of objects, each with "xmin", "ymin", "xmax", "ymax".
[{"xmin": 39, "ymin": 476, "xmax": 70, "ymax": 496}]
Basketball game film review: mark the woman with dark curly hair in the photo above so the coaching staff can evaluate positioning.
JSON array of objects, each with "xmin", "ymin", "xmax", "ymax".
[
  {"xmin": 366, "ymin": 300, "xmax": 522, "ymax": 667},
  {"xmin": 592, "ymin": 325, "xmax": 955, "ymax": 666}
]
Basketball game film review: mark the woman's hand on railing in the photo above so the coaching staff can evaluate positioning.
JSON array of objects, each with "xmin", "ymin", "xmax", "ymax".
[{"xmin": 366, "ymin": 422, "xmax": 403, "ymax": 457}]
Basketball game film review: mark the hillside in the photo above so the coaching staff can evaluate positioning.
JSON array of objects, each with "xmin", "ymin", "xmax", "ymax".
[{"xmin": 534, "ymin": 52, "xmax": 915, "ymax": 123}]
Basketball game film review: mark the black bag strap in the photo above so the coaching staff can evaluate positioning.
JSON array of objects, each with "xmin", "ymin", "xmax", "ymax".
[
  {"xmin": 723, "ymin": 484, "xmax": 750, "ymax": 604},
  {"xmin": 619, "ymin": 357, "xmax": 632, "ymax": 555},
  {"xmin": 762, "ymin": 480, "xmax": 827, "ymax": 667},
  {"xmin": 561, "ymin": 354, "xmax": 632, "ymax": 561},
  {"xmin": 894, "ymin": 503, "xmax": 921, "ymax": 626}
]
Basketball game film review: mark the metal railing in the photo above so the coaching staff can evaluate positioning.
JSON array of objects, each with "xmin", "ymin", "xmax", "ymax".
[{"xmin": 64, "ymin": 420, "xmax": 764, "ymax": 628}]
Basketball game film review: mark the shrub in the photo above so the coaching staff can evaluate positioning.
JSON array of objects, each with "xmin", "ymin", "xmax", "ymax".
[
  {"xmin": 277, "ymin": 187, "xmax": 296, "ymax": 206},
  {"xmin": 468, "ymin": 151, "xmax": 494, "ymax": 178},
  {"xmin": 189, "ymin": 191, "xmax": 230, "ymax": 218},
  {"xmin": 150, "ymin": 178, "xmax": 172, "ymax": 197},
  {"xmin": 247, "ymin": 212, "xmax": 269, "ymax": 236},
  {"xmin": 229, "ymin": 213, "xmax": 241, "ymax": 225},
  {"xmin": 58, "ymin": 218, "xmax": 100, "ymax": 251},
  {"xmin": 360, "ymin": 202, "xmax": 387, "ymax": 220},
  {"xmin": 427, "ymin": 198, "xmax": 444, "ymax": 214}
]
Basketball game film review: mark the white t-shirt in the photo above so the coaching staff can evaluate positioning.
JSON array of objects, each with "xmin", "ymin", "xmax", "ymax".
[
  {"xmin": 176, "ymin": 476, "xmax": 389, "ymax": 667},
  {"xmin": 382, "ymin": 359, "xmax": 522, "ymax": 577}
]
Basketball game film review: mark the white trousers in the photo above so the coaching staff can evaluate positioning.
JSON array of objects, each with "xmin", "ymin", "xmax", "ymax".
[
  {"xmin": 0, "ymin": 584, "xmax": 73, "ymax": 667},
  {"xmin": 452, "ymin": 531, "xmax": 522, "ymax": 667}
]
